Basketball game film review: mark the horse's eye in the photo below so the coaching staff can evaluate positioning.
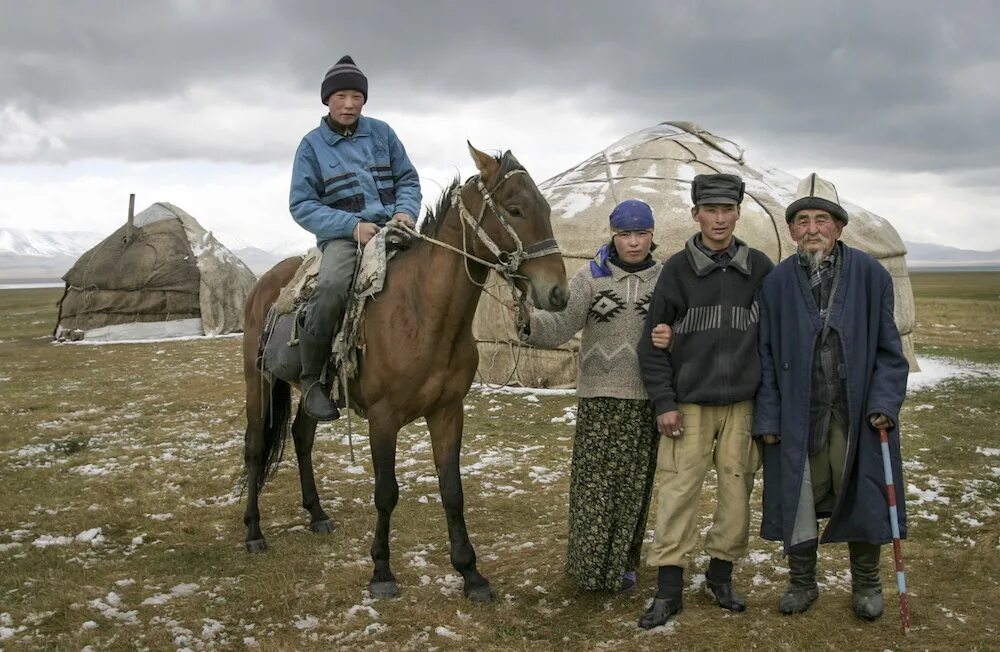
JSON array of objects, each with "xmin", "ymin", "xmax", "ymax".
[{"xmin": 508, "ymin": 206, "xmax": 523, "ymax": 218}]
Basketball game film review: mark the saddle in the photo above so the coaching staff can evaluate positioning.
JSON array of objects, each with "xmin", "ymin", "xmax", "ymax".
[{"xmin": 258, "ymin": 224, "xmax": 415, "ymax": 412}]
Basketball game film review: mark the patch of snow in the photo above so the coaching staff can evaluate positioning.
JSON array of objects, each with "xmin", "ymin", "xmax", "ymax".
[
  {"xmin": 975, "ymin": 447, "xmax": 1000, "ymax": 457},
  {"xmin": 435, "ymin": 625, "xmax": 462, "ymax": 640},
  {"xmin": 907, "ymin": 483, "xmax": 950, "ymax": 505},
  {"xmin": 141, "ymin": 583, "xmax": 199, "ymax": 606},
  {"xmin": 75, "ymin": 528, "xmax": 105, "ymax": 545},
  {"xmin": 147, "ymin": 513, "xmax": 174, "ymax": 521},
  {"xmin": 294, "ymin": 615, "xmax": 319, "ymax": 630},
  {"xmin": 33, "ymin": 535, "xmax": 72, "ymax": 548},
  {"xmin": 907, "ymin": 357, "xmax": 1000, "ymax": 391}
]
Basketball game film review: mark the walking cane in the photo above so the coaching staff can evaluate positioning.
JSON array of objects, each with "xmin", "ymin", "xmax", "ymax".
[{"xmin": 879, "ymin": 427, "xmax": 911, "ymax": 633}]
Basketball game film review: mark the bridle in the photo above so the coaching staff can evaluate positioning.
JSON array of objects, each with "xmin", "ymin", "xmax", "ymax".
[
  {"xmin": 452, "ymin": 169, "xmax": 562, "ymax": 277},
  {"xmin": 397, "ymin": 168, "xmax": 562, "ymax": 333}
]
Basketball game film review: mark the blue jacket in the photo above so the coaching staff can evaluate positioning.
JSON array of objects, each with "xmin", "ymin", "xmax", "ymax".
[
  {"xmin": 289, "ymin": 115, "xmax": 421, "ymax": 247},
  {"xmin": 753, "ymin": 243, "xmax": 909, "ymax": 551}
]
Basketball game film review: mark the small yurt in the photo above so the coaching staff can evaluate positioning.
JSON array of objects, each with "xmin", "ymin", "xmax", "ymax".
[
  {"xmin": 54, "ymin": 202, "xmax": 256, "ymax": 342},
  {"xmin": 474, "ymin": 121, "xmax": 917, "ymax": 387}
]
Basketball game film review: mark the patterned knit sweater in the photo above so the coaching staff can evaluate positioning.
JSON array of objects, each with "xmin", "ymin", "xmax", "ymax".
[{"xmin": 523, "ymin": 260, "xmax": 662, "ymax": 399}]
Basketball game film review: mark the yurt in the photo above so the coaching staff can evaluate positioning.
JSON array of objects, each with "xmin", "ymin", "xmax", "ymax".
[
  {"xmin": 54, "ymin": 202, "xmax": 256, "ymax": 342},
  {"xmin": 474, "ymin": 121, "xmax": 917, "ymax": 387}
]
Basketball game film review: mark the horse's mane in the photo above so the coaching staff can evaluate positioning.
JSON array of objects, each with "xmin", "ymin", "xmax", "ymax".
[{"xmin": 420, "ymin": 151, "xmax": 526, "ymax": 237}]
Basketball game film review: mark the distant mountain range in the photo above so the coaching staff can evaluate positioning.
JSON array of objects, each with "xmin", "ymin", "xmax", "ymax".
[
  {"xmin": 1, "ymin": 227, "xmax": 998, "ymax": 283},
  {"xmin": 0, "ymin": 228, "xmax": 300, "ymax": 281},
  {"xmin": 902, "ymin": 241, "xmax": 1000, "ymax": 267}
]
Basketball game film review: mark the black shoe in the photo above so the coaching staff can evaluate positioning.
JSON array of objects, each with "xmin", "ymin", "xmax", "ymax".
[
  {"xmin": 779, "ymin": 543, "xmax": 819, "ymax": 615},
  {"xmin": 302, "ymin": 379, "xmax": 340, "ymax": 421},
  {"xmin": 638, "ymin": 594, "xmax": 682, "ymax": 629},
  {"xmin": 298, "ymin": 329, "xmax": 340, "ymax": 421},
  {"xmin": 705, "ymin": 577, "xmax": 747, "ymax": 612},
  {"xmin": 849, "ymin": 542, "xmax": 884, "ymax": 620}
]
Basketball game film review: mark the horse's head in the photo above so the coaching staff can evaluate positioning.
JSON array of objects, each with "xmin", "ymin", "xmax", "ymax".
[{"xmin": 462, "ymin": 143, "xmax": 569, "ymax": 312}]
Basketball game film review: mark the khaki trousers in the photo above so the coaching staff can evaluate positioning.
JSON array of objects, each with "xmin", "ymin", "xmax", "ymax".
[
  {"xmin": 647, "ymin": 400, "xmax": 759, "ymax": 569},
  {"xmin": 811, "ymin": 416, "xmax": 848, "ymax": 514}
]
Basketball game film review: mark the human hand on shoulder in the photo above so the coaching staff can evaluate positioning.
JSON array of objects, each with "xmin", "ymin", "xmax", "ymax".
[{"xmin": 353, "ymin": 221, "xmax": 380, "ymax": 245}]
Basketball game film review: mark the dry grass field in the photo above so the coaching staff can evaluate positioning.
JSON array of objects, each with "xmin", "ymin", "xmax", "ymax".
[{"xmin": 1, "ymin": 272, "xmax": 998, "ymax": 650}]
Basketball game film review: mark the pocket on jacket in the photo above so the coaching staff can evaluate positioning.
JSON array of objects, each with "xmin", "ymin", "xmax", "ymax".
[
  {"xmin": 330, "ymin": 194, "xmax": 365, "ymax": 212},
  {"xmin": 378, "ymin": 188, "xmax": 396, "ymax": 206}
]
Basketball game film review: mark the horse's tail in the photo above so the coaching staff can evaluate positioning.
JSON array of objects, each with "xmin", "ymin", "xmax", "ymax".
[{"xmin": 239, "ymin": 378, "xmax": 293, "ymax": 496}]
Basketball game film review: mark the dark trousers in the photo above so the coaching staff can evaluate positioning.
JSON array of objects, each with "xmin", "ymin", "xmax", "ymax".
[{"xmin": 300, "ymin": 238, "xmax": 359, "ymax": 341}]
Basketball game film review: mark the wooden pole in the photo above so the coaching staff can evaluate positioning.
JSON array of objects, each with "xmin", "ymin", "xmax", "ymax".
[{"xmin": 125, "ymin": 193, "xmax": 136, "ymax": 244}]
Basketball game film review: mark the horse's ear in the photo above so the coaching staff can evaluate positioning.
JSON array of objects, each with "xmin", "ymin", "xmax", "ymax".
[{"xmin": 467, "ymin": 141, "xmax": 499, "ymax": 185}]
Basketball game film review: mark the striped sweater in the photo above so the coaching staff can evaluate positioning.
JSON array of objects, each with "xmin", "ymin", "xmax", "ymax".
[
  {"xmin": 524, "ymin": 260, "xmax": 662, "ymax": 399},
  {"xmin": 637, "ymin": 235, "xmax": 774, "ymax": 415}
]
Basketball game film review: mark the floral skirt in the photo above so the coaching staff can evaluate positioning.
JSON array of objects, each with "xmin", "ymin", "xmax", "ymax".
[{"xmin": 565, "ymin": 397, "xmax": 658, "ymax": 591}]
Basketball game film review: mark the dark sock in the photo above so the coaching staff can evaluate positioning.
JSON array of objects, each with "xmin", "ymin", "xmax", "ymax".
[
  {"xmin": 707, "ymin": 558, "xmax": 733, "ymax": 584},
  {"xmin": 656, "ymin": 565, "xmax": 683, "ymax": 598}
]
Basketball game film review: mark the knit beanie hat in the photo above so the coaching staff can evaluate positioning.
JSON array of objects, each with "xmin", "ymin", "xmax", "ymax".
[
  {"xmin": 321, "ymin": 55, "xmax": 368, "ymax": 105},
  {"xmin": 785, "ymin": 173, "xmax": 849, "ymax": 224}
]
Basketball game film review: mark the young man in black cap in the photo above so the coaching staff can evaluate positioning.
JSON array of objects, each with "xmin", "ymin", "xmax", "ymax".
[
  {"xmin": 288, "ymin": 55, "xmax": 421, "ymax": 420},
  {"xmin": 636, "ymin": 173, "xmax": 773, "ymax": 628}
]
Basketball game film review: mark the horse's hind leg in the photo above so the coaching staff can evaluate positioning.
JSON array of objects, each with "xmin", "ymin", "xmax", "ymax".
[
  {"xmin": 428, "ymin": 402, "xmax": 493, "ymax": 602},
  {"xmin": 367, "ymin": 409, "xmax": 401, "ymax": 598},
  {"xmin": 291, "ymin": 404, "xmax": 334, "ymax": 534},
  {"xmin": 243, "ymin": 377, "xmax": 269, "ymax": 553}
]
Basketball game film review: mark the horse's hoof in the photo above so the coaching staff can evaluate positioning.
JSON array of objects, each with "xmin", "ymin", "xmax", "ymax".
[
  {"xmin": 465, "ymin": 584, "xmax": 495, "ymax": 603},
  {"xmin": 369, "ymin": 581, "xmax": 401, "ymax": 599},
  {"xmin": 245, "ymin": 539, "xmax": 268, "ymax": 554},
  {"xmin": 310, "ymin": 519, "xmax": 335, "ymax": 535}
]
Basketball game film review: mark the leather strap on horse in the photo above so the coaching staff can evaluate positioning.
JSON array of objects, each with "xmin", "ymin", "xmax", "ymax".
[{"xmin": 395, "ymin": 169, "xmax": 561, "ymax": 337}]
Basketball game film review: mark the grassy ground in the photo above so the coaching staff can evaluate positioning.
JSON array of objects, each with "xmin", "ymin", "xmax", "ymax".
[
  {"xmin": 910, "ymin": 271, "xmax": 1000, "ymax": 362},
  {"xmin": 1, "ymin": 277, "xmax": 998, "ymax": 651}
]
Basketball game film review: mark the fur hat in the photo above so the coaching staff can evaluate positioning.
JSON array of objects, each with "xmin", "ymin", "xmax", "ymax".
[
  {"xmin": 786, "ymin": 173, "xmax": 849, "ymax": 224},
  {"xmin": 691, "ymin": 173, "xmax": 744, "ymax": 206},
  {"xmin": 321, "ymin": 55, "xmax": 368, "ymax": 105}
]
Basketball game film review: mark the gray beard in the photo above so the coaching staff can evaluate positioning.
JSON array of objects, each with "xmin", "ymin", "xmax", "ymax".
[{"xmin": 804, "ymin": 248, "xmax": 826, "ymax": 274}]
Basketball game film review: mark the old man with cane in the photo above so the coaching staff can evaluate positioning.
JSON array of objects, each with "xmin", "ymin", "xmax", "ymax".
[{"xmin": 753, "ymin": 173, "xmax": 909, "ymax": 621}]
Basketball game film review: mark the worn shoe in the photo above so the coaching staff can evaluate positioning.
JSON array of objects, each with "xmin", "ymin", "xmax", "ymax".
[
  {"xmin": 705, "ymin": 577, "xmax": 747, "ymax": 612},
  {"xmin": 619, "ymin": 571, "xmax": 638, "ymax": 594},
  {"xmin": 779, "ymin": 544, "xmax": 819, "ymax": 615},
  {"xmin": 638, "ymin": 591, "xmax": 682, "ymax": 629},
  {"xmin": 298, "ymin": 329, "xmax": 340, "ymax": 421},
  {"xmin": 849, "ymin": 542, "xmax": 884, "ymax": 620}
]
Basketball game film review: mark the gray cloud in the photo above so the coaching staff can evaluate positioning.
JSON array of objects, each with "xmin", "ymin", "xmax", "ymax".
[{"xmin": 2, "ymin": 0, "xmax": 998, "ymax": 172}]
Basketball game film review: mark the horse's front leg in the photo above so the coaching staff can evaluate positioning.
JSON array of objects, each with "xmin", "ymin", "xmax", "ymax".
[
  {"xmin": 367, "ymin": 410, "xmax": 401, "ymax": 598},
  {"xmin": 428, "ymin": 401, "xmax": 493, "ymax": 602},
  {"xmin": 291, "ymin": 405, "xmax": 334, "ymax": 534}
]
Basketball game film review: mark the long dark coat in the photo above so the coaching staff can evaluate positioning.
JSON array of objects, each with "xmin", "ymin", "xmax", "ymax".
[{"xmin": 753, "ymin": 243, "xmax": 909, "ymax": 552}]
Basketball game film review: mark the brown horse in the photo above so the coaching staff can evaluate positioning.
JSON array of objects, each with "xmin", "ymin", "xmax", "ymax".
[{"xmin": 240, "ymin": 144, "xmax": 568, "ymax": 601}]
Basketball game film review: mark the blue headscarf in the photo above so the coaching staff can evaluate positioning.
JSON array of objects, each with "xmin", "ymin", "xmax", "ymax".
[{"xmin": 590, "ymin": 199, "xmax": 654, "ymax": 277}]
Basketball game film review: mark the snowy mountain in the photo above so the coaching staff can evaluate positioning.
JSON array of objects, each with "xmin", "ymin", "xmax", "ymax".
[
  {"xmin": 0, "ymin": 228, "xmax": 103, "ymax": 257},
  {"xmin": 904, "ymin": 241, "xmax": 1000, "ymax": 267},
  {"xmin": 0, "ymin": 227, "xmax": 307, "ymax": 282}
]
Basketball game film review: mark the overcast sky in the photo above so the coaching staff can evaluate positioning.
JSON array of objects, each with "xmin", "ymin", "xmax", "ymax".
[{"xmin": 2, "ymin": 0, "xmax": 998, "ymax": 252}]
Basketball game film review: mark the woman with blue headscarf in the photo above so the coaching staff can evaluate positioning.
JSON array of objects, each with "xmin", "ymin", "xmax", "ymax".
[{"xmin": 520, "ymin": 199, "xmax": 662, "ymax": 593}]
